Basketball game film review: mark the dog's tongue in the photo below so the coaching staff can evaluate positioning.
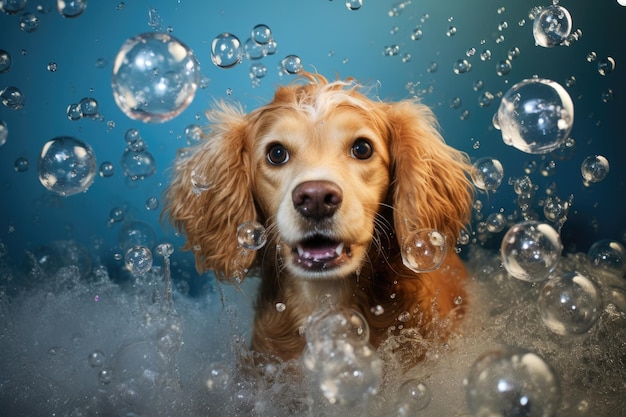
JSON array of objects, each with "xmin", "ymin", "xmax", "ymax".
[{"xmin": 297, "ymin": 241, "xmax": 344, "ymax": 261}]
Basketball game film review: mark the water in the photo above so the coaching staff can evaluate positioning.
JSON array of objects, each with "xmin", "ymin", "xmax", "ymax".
[{"xmin": 0, "ymin": 1, "xmax": 625, "ymax": 416}]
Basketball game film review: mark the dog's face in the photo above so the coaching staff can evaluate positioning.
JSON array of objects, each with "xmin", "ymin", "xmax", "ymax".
[{"xmin": 252, "ymin": 100, "xmax": 391, "ymax": 279}]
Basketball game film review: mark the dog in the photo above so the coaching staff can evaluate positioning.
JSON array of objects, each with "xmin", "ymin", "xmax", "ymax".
[{"xmin": 164, "ymin": 73, "xmax": 474, "ymax": 362}]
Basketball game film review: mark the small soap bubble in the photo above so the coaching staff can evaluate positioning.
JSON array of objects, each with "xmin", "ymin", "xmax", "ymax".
[
  {"xmin": 471, "ymin": 157, "xmax": 504, "ymax": 191},
  {"xmin": 466, "ymin": 347, "xmax": 560, "ymax": 417},
  {"xmin": 587, "ymin": 239, "xmax": 626, "ymax": 276},
  {"xmin": 57, "ymin": 0, "xmax": 87, "ymax": 18},
  {"xmin": 0, "ymin": 50, "xmax": 11, "ymax": 73},
  {"xmin": 155, "ymin": 242, "xmax": 174, "ymax": 258},
  {"xmin": 275, "ymin": 302, "xmax": 286, "ymax": 312},
  {"xmin": 410, "ymin": 27, "xmax": 423, "ymax": 41},
  {"xmin": 280, "ymin": 54, "xmax": 303, "ymax": 74},
  {"xmin": 601, "ymin": 88, "xmax": 614, "ymax": 103},
  {"xmin": 251, "ymin": 24, "xmax": 272, "ymax": 44},
  {"xmin": 480, "ymin": 49, "xmax": 492, "ymax": 61},
  {"xmin": 244, "ymin": 38, "xmax": 265, "ymax": 60},
  {"xmin": 87, "ymin": 350, "xmax": 105, "ymax": 368},
  {"xmin": 191, "ymin": 169, "xmax": 212, "ymax": 195},
  {"xmin": 211, "ymin": 32, "xmax": 243, "ymax": 68},
  {"xmin": 495, "ymin": 59, "xmax": 512, "ymax": 76},
  {"xmin": 78, "ymin": 97, "xmax": 98, "ymax": 118},
  {"xmin": 109, "ymin": 207, "xmax": 124, "ymax": 223},
  {"xmin": 121, "ymin": 147, "xmax": 156, "ymax": 181},
  {"xmin": 478, "ymin": 91, "xmax": 494, "ymax": 108},
  {"xmin": 540, "ymin": 159, "xmax": 557, "ymax": 177},
  {"xmin": 0, "ymin": 0, "xmax": 27, "ymax": 14},
  {"xmin": 124, "ymin": 245, "xmax": 153, "ymax": 276},
  {"xmin": 0, "ymin": 120, "xmax": 7, "ymax": 146},
  {"xmin": 236, "ymin": 221, "xmax": 267, "ymax": 250},
  {"xmin": 401, "ymin": 229, "xmax": 447, "ymax": 273},
  {"xmin": 19, "ymin": 12, "xmax": 39, "ymax": 33},
  {"xmin": 533, "ymin": 4, "xmax": 572, "ymax": 47},
  {"xmin": 497, "ymin": 78, "xmax": 574, "ymax": 154},
  {"xmin": 446, "ymin": 26, "xmax": 457, "ymax": 36},
  {"xmin": 453, "ymin": 58, "xmax": 471, "ymax": 74},
  {"xmin": 306, "ymin": 307, "xmax": 370, "ymax": 348},
  {"xmin": 473, "ymin": 80, "xmax": 484, "ymax": 91},
  {"xmin": 486, "ymin": 213, "xmax": 506, "ymax": 233},
  {"xmin": 538, "ymin": 271, "xmax": 602, "ymax": 335},
  {"xmin": 14, "ymin": 156, "xmax": 29, "ymax": 172},
  {"xmin": 38, "ymin": 136, "xmax": 97, "ymax": 196},
  {"xmin": 249, "ymin": 62, "xmax": 268, "ymax": 79},
  {"xmin": 184, "ymin": 124, "xmax": 203, "ymax": 144},
  {"xmin": 47, "ymin": 62, "xmax": 58, "ymax": 72},
  {"xmin": 586, "ymin": 51, "xmax": 597, "ymax": 62},
  {"xmin": 345, "ymin": 0, "xmax": 363, "ymax": 11},
  {"xmin": 66, "ymin": 103, "xmax": 82, "ymax": 120},
  {"xmin": 596, "ymin": 56, "xmax": 615, "ymax": 75},
  {"xmin": 580, "ymin": 155, "xmax": 609, "ymax": 184},
  {"xmin": 145, "ymin": 196, "xmax": 159, "ymax": 210},
  {"xmin": 97, "ymin": 367, "xmax": 115, "ymax": 386},
  {"xmin": 206, "ymin": 362, "xmax": 230, "ymax": 392},
  {"xmin": 1, "ymin": 86, "xmax": 25, "ymax": 110},
  {"xmin": 99, "ymin": 161, "xmax": 114, "ymax": 177},
  {"xmin": 112, "ymin": 32, "xmax": 200, "ymax": 123},
  {"xmin": 396, "ymin": 380, "xmax": 431, "ymax": 415},
  {"xmin": 450, "ymin": 97, "xmax": 462, "ymax": 109},
  {"xmin": 507, "ymin": 47, "xmax": 521, "ymax": 60},
  {"xmin": 543, "ymin": 196, "xmax": 571, "ymax": 223},
  {"xmin": 500, "ymin": 220, "xmax": 562, "ymax": 282},
  {"xmin": 370, "ymin": 305, "xmax": 384, "ymax": 316}
]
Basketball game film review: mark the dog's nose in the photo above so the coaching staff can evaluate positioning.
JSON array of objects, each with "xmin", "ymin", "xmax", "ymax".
[{"xmin": 292, "ymin": 180, "xmax": 343, "ymax": 219}]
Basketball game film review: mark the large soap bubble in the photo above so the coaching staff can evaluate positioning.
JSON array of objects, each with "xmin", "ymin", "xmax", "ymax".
[
  {"xmin": 38, "ymin": 136, "xmax": 97, "ymax": 196},
  {"xmin": 465, "ymin": 347, "xmax": 561, "ymax": 417},
  {"xmin": 211, "ymin": 32, "xmax": 243, "ymax": 68},
  {"xmin": 532, "ymin": 4, "xmax": 572, "ymax": 48},
  {"xmin": 496, "ymin": 78, "xmax": 574, "ymax": 154},
  {"xmin": 538, "ymin": 271, "xmax": 602, "ymax": 335},
  {"xmin": 112, "ymin": 32, "xmax": 200, "ymax": 123},
  {"xmin": 500, "ymin": 221, "xmax": 562, "ymax": 282}
]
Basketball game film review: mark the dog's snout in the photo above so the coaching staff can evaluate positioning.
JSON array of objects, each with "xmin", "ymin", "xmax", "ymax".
[{"xmin": 292, "ymin": 180, "xmax": 343, "ymax": 219}]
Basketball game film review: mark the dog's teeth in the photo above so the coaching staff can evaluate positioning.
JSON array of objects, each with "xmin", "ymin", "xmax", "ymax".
[
  {"xmin": 296, "ymin": 244, "xmax": 304, "ymax": 257},
  {"xmin": 335, "ymin": 242, "xmax": 344, "ymax": 255}
]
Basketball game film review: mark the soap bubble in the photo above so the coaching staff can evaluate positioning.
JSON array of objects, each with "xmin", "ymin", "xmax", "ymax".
[
  {"xmin": 112, "ymin": 32, "xmax": 200, "ymax": 123},
  {"xmin": 396, "ymin": 379, "xmax": 431, "ymax": 415},
  {"xmin": 109, "ymin": 207, "xmax": 124, "ymax": 223},
  {"xmin": 78, "ymin": 97, "xmax": 98, "ymax": 118},
  {"xmin": 0, "ymin": 49, "xmax": 11, "ymax": 73},
  {"xmin": 588, "ymin": 239, "xmax": 626, "ymax": 276},
  {"xmin": 580, "ymin": 155, "xmax": 609, "ymax": 184},
  {"xmin": 124, "ymin": 245, "xmax": 153, "ymax": 276},
  {"xmin": 145, "ymin": 196, "xmax": 159, "ymax": 210},
  {"xmin": 0, "ymin": 0, "xmax": 27, "ymax": 14},
  {"xmin": 184, "ymin": 124, "xmax": 203, "ymax": 144},
  {"xmin": 596, "ymin": 56, "xmax": 616, "ymax": 76},
  {"xmin": 532, "ymin": 4, "xmax": 572, "ymax": 48},
  {"xmin": 346, "ymin": 0, "xmax": 363, "ymax": 11},
  {"xmin": 38, "ymin": 136, "xmax": 97, "ymax": 196},
  {"xmin": 66, "ymin": 103, "xmax": 82, "ymax": 120},
  {"xmin": 236, "ymin": 221, "xmax": 267, "ymax": 250},
  {"xmin": 401, "ymin": 229, "xmax": 447, "ymax": 272},
  {"xmin": 466, "ymin": 347, "xmax": 560, "ymax": 417},
  {"xmin": 1, "ymin": 86, "xmax": 25, "ymax": 110},
  {"xmin": 244, "ymin": 37, "xmax": 265, "ymax": 60},
  {"xmin": 14, "ymin": 156, "xmax": 28, "ymax": 172},
  {"xmin": 57, "ymin": 0, "xmax": 87, "ymax": 18},
  {"xmin": 453, "ymin": 58, "xmax": 471, "ymax": 74},
  {"xmin": 0, "ymin": 120, "xmax": 7, "ymax": 146},
  {"xmin": 304, "ymin": 307, "xmax": 380, "ymax": 405},
  {"xmin": 99, "ymin": 161, "xmax": 114, "ymax": 177},
  {"xmin": 121, "ymin": 147, "xmax": 156, "ymax": 180},
  {"xmin": 500, "ymin": 221, "xmax": 562, "ymax": 282},
  {"xmin": 280, "ymin": 54, "xmax": 303, "ymax": 74},
  {"xmin": 251, "ymin": 24, "xmax": 272, "ymax": 44},
  {"xmin": 495, "ymin": 59, "xmax": 512, "ymax": 76},
  {"xmin": 87, "ymin": 350, "xmax": 105, "ymax": 368},
  {"xmin": 538, "ymin": 271, "xmax": 602, "ymax": 335},
  {"xmin": 19, "ymin": 12, "xmax": 39, "ymax": 33},
  {"xmin": 486, "ymin": 212, "xmax": 506, "ymax": 233},
  {"xmin": 98, "ymin": 366, "xmax": 115, "ymax": 384},
  {"xmin": 497, "ymin": 78, "xmax": 574, "ymax": 154},
  {"xmin": 211, "ymin": 32, "xmax": 243, "ymax": 68},
  {"xmin": 206, "ymin": 362, "xmax": 230, "ymax": 392},
  {"xmin": 471, "ymin": 157, "xmax": 504, "ymax": 191},
  {"xmin": 249, "ymin": 62, "xmax": 268, "ymax": 79}
]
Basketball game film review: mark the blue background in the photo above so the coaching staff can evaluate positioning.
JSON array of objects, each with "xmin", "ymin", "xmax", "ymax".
[{"xmin": 1, "ymin": 0, "xmax": 624, "ymax": 280}]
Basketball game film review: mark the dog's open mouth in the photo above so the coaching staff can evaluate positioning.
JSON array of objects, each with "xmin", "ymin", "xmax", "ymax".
[{"xmin": 292, "ymin": 235, "xmax": 351, "ymax": 271}]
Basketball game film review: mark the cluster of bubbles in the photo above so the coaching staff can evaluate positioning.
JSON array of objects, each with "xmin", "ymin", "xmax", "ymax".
[
  {"xmin": 400, "ymin": 228, "xmax": 448, "ymax": 272},
  {"xmin": 111, "ymin": 32, "xmax": 200, "ymax": 123},
  {"xmin": 66, "ymin": 97, "xmax": 100, "ymax": 121},
  {"xmin": 465, "ymin": 346, "xmax": 561, "ymax": 417},
  {"xmin": 494, "ymin": 78, "xmax": 574, "ymax": 154},
  {"xmin": 302, "ymin": 304, "xmax": 382, "ymax": 405},
  {"xmin": 121, "ymin": 128, "xmax": 156, "ymax": 181},
  {"xmin": 37, "ymin": 136, "xmax": 97, "ymax": 196}
]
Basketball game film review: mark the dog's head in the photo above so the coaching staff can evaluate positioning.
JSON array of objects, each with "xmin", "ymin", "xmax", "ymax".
[{"xmin": 164, "ymin": 73, "xmax": 473, "ymax": 281}]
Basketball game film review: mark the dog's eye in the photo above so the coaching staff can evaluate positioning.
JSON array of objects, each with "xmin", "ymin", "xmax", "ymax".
[
  {"xmin": 350, "ymin": 138, "xmax": 373, "ymax": 160},
  {"xmin": 266, "ymin": 144, "xmax": 289, "ymax": 165}
]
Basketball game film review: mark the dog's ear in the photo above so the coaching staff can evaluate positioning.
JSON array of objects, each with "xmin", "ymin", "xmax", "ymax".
[
  {"xmin": 385, "ymin": 100, "xmax": 473, "ymax": 250},
  {"xmin": 163, "ymin": 101, "xmax": 257, "ymax": 282}
]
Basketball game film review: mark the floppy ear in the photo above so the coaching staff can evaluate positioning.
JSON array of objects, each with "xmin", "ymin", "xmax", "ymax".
[
  {"xmin": 163, "ymin": 101, "xmax": 258, "ymax": 282},
  {"xmin": 385, "ymin": 100, "xmax": 473, "ymax": 250}
]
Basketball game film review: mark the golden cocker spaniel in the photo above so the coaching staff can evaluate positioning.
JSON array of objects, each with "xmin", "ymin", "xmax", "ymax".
[{"xmin": 164, "ymin": 73, "xmax": 474, "ymax": 361}]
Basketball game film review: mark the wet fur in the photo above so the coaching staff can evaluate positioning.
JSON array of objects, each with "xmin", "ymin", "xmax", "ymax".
[{"xmin": 164, "ymin": 73, "xmax": 474, "ymax": 361}]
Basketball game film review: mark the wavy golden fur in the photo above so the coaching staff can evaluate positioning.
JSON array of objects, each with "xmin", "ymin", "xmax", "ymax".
[{"xmin": 164, "ymin": 73, "xmax": 474, "ymax": 361}]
